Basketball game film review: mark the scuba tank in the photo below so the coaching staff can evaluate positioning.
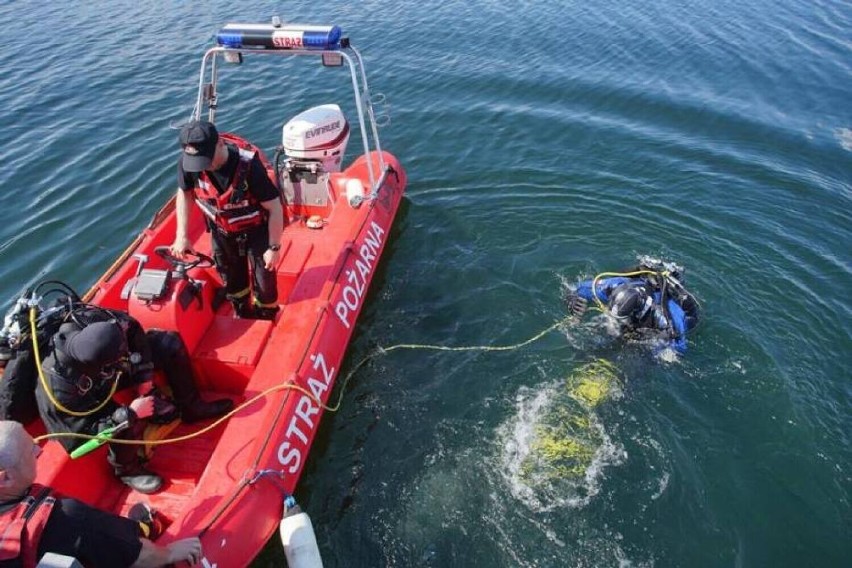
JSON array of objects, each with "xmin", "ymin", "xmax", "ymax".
[{"xmin": 0, "ymin": 281, "xmax": 81, "ymax": 422}]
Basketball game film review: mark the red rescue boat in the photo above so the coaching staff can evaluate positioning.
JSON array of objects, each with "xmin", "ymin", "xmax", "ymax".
[{"xmin": 29, "ymin": 21, "xmax": 406, "ymax": 566}]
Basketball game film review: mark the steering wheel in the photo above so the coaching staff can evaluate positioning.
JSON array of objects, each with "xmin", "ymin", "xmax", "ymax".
[{"xmin": 154, "ymin": 246, "xmax": 215, "ymax": 276}]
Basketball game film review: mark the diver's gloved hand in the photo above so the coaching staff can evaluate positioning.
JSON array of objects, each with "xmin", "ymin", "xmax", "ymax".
[
  {"xmin": 571, "ymin": 296, "xmax": 588, "ymax": 317},
  {"xmin": 564, "ymin": 293, "xmax": 588, "ymax": 318},
  {"xmin": 149, "ymin": 388, "xmax": 180, "ymax": 424}
]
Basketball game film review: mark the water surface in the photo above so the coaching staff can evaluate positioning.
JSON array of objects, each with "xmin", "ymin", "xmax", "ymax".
[{"xmin": 1, "ymin": 1, "xmax": 849, "ymax": 566}]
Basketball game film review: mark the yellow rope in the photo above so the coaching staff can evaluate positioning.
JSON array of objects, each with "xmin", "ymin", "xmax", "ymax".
[
  {"xmin": 383, "ymin": 316, "xmax": 569, "ymax": 354},
  {"xmin": 35, "ymin": 315, "xmax": 573, "ymax": 445},
  {"xmin": 31, "ymin": 307, "xmax": 119, "ymax": 418},
  {"xmin": 29, "ymin": 266, "xmax": 692, "ymax": 451},
  {"xmin": 34, "ymin": 382, "xmax": 327, "ymax": 445},
  {"xmin": 324, "ymin": 315, "xmax": 573, "ymax": 412}
]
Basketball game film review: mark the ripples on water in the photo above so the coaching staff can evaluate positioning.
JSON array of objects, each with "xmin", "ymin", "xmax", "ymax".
[{"xmin": 1, "ymin": 1, "xmax": 850, "ymax": 566}]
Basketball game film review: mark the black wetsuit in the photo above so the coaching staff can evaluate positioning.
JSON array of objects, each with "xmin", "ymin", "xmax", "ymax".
[{"xmin": 35, "ymin": 310, "xmax": 204, "ymax": 476}]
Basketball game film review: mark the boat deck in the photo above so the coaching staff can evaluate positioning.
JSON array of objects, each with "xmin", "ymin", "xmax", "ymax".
[{"xmin": 116, "ymin": 409, "xmax": 230, "ymax": 522}]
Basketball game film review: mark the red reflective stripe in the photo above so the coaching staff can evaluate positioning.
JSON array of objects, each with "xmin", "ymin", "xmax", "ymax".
[{"xmin": 299, "ymin": 121, "xmax": 350, "ymax": 151}]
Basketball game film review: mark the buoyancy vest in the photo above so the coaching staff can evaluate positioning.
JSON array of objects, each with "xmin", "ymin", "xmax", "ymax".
[
  {"xmin": 0, "ymin": 485, "xmax": 56, "ymax": 568},
  {"xmin": 194, "ymin": 144, "xmax": 267, "ymax": 235}
]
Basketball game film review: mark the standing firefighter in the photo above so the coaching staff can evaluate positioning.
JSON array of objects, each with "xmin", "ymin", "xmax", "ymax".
[{"xmin": 171, "ymin": 120, "xmax": 284, "ymax": 320}]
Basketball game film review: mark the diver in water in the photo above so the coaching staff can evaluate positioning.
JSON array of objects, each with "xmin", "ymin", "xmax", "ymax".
[{"xmin": 563, "ymin": 257, "xmax": 700, "ymax": 355}]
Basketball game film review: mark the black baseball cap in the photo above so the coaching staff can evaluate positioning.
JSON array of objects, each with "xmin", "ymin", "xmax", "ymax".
[{"xmin": 179, "ymin": 120, "xmax": 219, "ymax": 172}]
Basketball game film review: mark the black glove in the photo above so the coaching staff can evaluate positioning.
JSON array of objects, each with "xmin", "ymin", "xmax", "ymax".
[
  {"xmin": 148, "ymin": 389, "xmax": 179, "ymax": 424},
  {"xmin": 564, "ymin": 292, "xmax": 588, "ymax": 318},
  {"xmin": 108, "ymin": 405, "xmax": 135, "ymax": 429}
]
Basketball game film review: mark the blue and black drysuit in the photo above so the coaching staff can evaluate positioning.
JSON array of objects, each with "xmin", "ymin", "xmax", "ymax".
[{"xmin": 572, "ymin": 276, "xmax": 699, "ymax": 354}]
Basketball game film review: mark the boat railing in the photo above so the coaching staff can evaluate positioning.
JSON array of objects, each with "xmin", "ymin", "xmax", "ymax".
[{"xmin": 190, "ymin": 22, "xmax": 387, "ymax": 196}]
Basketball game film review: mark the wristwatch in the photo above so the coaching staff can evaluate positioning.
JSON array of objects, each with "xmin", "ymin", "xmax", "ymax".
[{"xmin": 268, "ymin": 244, "xmax": 281, "ymax": 252}]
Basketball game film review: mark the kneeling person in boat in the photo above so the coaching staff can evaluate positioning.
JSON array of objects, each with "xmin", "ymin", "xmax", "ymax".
[
  {"xmin": 171, "ymin": 120, "xmax": 284, "ymax": 320},
  {"xmin": 34, "ymin": 313, "xmax": 233, "ymax": 494},
  {"xmin": 564, "ymin": 258, "xmax": 700, "ymax": 356},
  {"xmin": 0, "ymin": 421, "xmax": 203, "ymax": 567}
]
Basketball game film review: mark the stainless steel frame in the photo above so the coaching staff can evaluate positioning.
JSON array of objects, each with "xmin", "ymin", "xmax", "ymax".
[{"xmin": 191, "ymin": 43, "xmax": 386, "ymax": 194}]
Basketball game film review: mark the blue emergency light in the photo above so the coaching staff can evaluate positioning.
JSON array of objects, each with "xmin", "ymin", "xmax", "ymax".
[{"xmin": 216, "ymin": 23, "xmax": 342, "ymax": 50}]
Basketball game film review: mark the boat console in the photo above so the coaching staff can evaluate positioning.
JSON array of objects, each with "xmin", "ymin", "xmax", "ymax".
[{"xmin": 126, "ymin": 247, "xmax": 217, "ymax": 354}]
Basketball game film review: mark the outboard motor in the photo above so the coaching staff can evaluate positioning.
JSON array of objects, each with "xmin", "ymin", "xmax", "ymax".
[{"xmin": 279, "ymin": 104, "xmax": 350, "ymax": 207}]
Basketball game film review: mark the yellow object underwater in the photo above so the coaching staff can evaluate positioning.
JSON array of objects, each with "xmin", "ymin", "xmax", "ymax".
[
  {"xmin": 568, "ymin": 359, "xmax": 620, "ymax": 408},
  {"xmin": 521, "ymin": 359, "xmax": 621, "ymax": 481}
]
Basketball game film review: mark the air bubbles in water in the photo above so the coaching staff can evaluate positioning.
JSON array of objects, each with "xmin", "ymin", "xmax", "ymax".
[{"xmin": 498, "ymin": 360, "xmax": 628, "ymax": 512}]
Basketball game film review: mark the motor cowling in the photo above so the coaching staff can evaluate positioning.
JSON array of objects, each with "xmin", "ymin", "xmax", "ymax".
[{"xmin": 281, "ymin": 104, "xmax": 350, "ymax": 173}]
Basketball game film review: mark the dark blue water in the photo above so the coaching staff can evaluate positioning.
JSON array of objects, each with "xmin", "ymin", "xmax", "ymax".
[{"xmin": 1, "ymin": 1, "xmax": 850, "ymax": 566}]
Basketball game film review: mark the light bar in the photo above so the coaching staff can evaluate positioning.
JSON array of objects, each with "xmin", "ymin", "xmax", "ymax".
[{"xmin": 217, "ymin": 23, "xmax": 342, "ymax": 50}]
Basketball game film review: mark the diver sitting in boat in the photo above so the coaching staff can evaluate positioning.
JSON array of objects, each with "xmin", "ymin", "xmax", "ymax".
[
  {"xmin": 563, "ymin": 257, "xmax": 700, "ymax": 355},
  {"xmin": 0, "ymin": 420, "xmax": 202, "ymax": 567},
  {"xmin": 34, "ymin": 309, "xmax": 233, "ymax": 494},
  {"xmin": 171, "ymin": 120, "xmax": 284, "ymax": 320}
]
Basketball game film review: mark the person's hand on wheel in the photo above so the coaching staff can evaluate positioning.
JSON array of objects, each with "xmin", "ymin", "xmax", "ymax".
[{"xmin": 170, "ymin": 237, "xmax": 192, "ymax": 259}]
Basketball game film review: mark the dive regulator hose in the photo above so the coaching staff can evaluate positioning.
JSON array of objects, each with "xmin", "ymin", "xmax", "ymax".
[
  {"xmin": 589, "ymin": 269, "xmax": 669, "ymax": 312},
  {"xmin": 30, "ymin": 307, "xmax": 119, "ymax": 418}
]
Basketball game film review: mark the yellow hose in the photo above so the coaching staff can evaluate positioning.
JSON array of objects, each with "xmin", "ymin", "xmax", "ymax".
[
  {"xmin": 589, "ymin": 269, "xmax": 668, "ymax": 312},
  {"xmin": 31, "ymin": 307, "xmax": 118, "ymax": 418}
]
